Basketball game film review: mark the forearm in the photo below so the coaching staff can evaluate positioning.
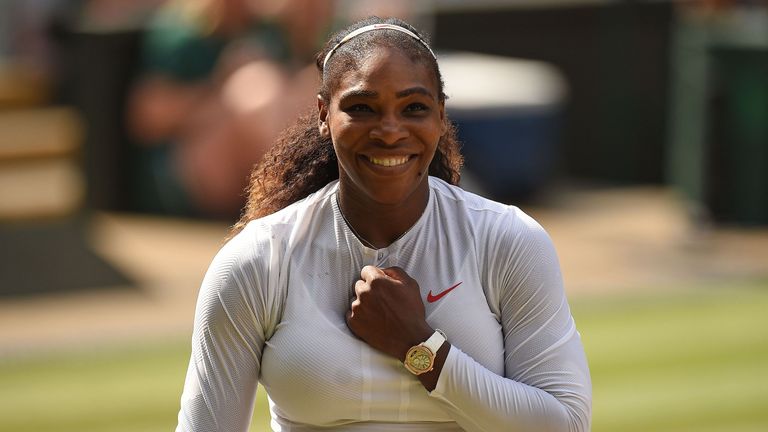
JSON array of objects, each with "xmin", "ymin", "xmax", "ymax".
[
  {"xmin": 453, "ymin": 207, "xmax": 592, "ymax": 431},
  {"xmin": 429, "ymin": 345, "xmax": 591, "ymax": 432}
]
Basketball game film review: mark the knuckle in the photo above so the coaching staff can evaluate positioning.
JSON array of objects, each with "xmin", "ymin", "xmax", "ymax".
[
  {"xmin": 361, "ymin": 265, "xmax": 386, "ymax": 282},
  {"xmin": 361, "ymin": 265, "xmax": 377, "ymax": 279},
  {"xmin": 350, "ymin": 298, "xmax": 362, "ymax": 310},
  {"xmin": 357, "ymin": 287, "xmax": 373, "ymax": 301},
  {"xmin": 354, "ymin": 280, "xmax": 367, "ymax": 295}
]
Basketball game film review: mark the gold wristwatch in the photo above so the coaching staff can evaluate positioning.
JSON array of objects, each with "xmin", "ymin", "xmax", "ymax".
[{"xmin": 403, "ymin": 329, "xmax": 447, "ymax": 375}]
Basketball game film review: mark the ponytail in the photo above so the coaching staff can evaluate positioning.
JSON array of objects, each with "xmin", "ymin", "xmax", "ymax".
[{"xmin": 230, "ymin": 110, "xmax": 338, "ymax": 235}]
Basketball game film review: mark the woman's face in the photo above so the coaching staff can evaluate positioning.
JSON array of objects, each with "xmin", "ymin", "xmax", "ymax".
[{"xmin": 318, "ymin": 46, "xmax": 446, "ymax": 207}]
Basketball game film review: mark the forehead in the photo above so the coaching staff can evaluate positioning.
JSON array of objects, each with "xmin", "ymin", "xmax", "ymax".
[{"xmin": 330, "ymin": 47, "xmax": 438, "ymax": 99}]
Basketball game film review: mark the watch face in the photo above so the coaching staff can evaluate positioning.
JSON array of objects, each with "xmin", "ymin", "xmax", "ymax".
[{"xmin": 405, "ymin": 346, "xmax": 434, "ymax": 374}]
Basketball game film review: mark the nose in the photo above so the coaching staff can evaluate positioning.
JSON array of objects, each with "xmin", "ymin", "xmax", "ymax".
[{"xmin": 369, "ymin": 113, "xmax": 409, "ymax": 145}]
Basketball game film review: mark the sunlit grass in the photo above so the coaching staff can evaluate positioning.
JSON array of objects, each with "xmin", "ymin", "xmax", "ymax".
[
  {"xmin": 571, "ymin": 280, "xmax": 768, "ymax": 432},
  {"xmin": 1, "ymin": 280, "xmax": 766, "ymax": 431}
]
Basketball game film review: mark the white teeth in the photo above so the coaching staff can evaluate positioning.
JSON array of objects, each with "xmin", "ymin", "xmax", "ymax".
[{"xmin": 369, "ymin": 156, "xmax": 409, "ymax": 167}]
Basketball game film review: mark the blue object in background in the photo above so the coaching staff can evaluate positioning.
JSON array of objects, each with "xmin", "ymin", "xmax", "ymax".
[
  {"xmin": 440, "ymin": 52, "xmax": 567, "ymax": 201},
  {"xmin": 452, "ymin": 108, "xmax": 562, "ymax": 200}
]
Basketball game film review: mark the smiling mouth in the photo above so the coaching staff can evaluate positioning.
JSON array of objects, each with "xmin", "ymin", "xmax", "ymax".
[{"xmin": 367, "ymin": 156, "xmax": 411, "ymax": 167}]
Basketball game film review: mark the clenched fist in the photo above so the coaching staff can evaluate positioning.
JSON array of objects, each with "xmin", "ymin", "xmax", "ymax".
[{"xmin": 346, "ymin": 265, "xmax": 434, "ymax": 361}]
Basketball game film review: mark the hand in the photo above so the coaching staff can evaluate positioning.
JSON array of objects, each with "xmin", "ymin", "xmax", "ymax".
[{"xmin": 346, "ymin": 265, "xmax": 434, "ymax": 360}]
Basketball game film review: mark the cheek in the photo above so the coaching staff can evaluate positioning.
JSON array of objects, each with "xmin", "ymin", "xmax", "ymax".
[
  {"xmin": 331, "ymin": 139, "xmax": 356, "ymax": 176},
  {"xmin": 329, "ymin": 117, "xmax": 358, "ymax": 144},
  {"xmin": 419, "ymin": 126, "xmax": 442, "ymax": 154}
]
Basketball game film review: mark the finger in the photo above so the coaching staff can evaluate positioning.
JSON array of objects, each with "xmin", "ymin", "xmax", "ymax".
[
  {"xmin": 345, "ymin": 309, "xmax": 355, "ymax": 330},
  {"xmin": 360, "ymin": 265, "xmax": 385, "ymax": 282},
  {"xmin": 346, "ymin": 300, "xmax": 361, "ymax": 333},
  {"xmin": 381, "ymin": 266, "xmax": 411, "ymax": 282},
  {"xmin": 346, "ymin": 309, "xmax": 362, "ymax": 339},
  {"xmin": 353, "ymin": 279, "xmax": 367, "ymax": 297}
]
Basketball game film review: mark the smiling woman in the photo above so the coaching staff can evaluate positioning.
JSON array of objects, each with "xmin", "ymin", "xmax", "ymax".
[
  {"xmin": 176, "ymin": 16, "xmax": 591, "ymax": 432},
  {"xmin": 320, "ymin": 45, "xmax": 446, "ymax": 246}
]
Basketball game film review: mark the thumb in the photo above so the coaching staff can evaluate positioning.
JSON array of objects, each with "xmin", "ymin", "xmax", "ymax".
[
  {"xmin": 381, "ymin": 266, "xmax": 410, "ymax": 282},
  {"xmin": 381, "ymin": 266, "xmax": 410, "ymax": 281}
]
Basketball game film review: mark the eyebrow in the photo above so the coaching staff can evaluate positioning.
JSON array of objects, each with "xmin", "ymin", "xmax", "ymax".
[
  {"xmin": 396, "ymin": 87, "xmax": 433, "ymax": 98},
  {"xmin": 339, "ymin": 89, "xmax": 378, "ymax": 100},
  {"xmin": 338, "ymin": 86, "xmax": 434, "ymax": 101}
]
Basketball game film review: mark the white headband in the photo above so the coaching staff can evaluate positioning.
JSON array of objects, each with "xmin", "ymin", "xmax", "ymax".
[{"xmin": 322, "ymin": 23, "xmax": 437, "ymax": 69}]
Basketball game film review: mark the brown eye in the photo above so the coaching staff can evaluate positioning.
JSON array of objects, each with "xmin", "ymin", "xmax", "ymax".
[
  {"xmin": 345, "ymin": 104, "xmax": 373, "ymax": 113},
  {"xmin": 405, "ymin": 103, "xmax": 429, "ymax": 113}
]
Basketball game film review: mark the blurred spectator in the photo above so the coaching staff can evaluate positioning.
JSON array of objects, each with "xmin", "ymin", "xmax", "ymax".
[
  {"xmin": 128, "ymin": 0, "xmax": 336, "ymax": 219},
  {"xmin": 0, "ymin": 0, "xmax": 64, "ymax": 107}
]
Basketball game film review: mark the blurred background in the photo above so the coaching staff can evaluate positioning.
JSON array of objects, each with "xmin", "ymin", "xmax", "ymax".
[{"xmin": 0, "ymin": 0, "xmax": 766, "ymax": 431}]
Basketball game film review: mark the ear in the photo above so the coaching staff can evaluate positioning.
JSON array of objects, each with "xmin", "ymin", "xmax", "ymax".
[{"xmin": 317, "ymin": 95, "xmax": 330, "ymax": 138}]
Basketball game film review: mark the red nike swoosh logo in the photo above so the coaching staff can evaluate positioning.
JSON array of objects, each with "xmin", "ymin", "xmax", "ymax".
[{"xmin": 427, "ymin": 282, "xmax": 462, "ymax": 303}]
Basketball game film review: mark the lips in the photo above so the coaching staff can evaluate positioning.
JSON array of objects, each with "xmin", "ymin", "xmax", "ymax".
[{"xmin": 368, "ymin": 155, "xmax": 411, "ymax": 167}]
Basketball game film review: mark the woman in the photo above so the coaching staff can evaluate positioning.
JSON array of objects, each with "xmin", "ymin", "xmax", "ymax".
[{"xmin": 176, "ymin": 16, "xmax": 591, "ymax": 432}]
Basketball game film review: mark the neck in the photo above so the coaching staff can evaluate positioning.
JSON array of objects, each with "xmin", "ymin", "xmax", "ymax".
[{"xmin": 337, "ymin": 181, "xmax": 430, "ymax": 249}]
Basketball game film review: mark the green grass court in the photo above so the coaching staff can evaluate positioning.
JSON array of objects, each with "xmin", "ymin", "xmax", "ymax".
[{"xmin": 1, "ymin": 280, "xmax": 766, "ymax": 431}]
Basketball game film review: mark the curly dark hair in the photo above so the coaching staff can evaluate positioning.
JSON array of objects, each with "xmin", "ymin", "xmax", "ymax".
[{"xmin": 231, "ymin": 17, "xmax": 463, "ymax": 235}]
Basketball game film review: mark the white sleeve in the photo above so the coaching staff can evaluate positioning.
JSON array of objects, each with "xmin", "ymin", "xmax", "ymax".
[
  {"xmin": 429, "ymin": 211, "xmax": 592, "ymax": 432},
  {"xmin": 175, "ymin": 228, "xmax": 279, "ymax": 432}
]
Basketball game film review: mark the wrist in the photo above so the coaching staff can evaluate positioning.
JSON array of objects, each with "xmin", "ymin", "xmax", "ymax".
[
  {"xmin": 417, "ymin": 340, "xmax": 450, "ymax": 392},
  {"xmin": 397, "ymin": 324, "xmax": 435, "ymax": 361},
  {"xmin": 403, "ymin": 329, "xmax": 447, "ymax": 376}
]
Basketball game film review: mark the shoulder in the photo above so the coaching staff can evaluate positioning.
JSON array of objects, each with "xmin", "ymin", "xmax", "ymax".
[
  {"xmin": 225, "ymin": 181, "xmax": 339, "ymax": 264},
  {"xmin": 194, "ymin": 183, "xmax": 337, "ymax": 335},
  {"xmin": 428, "ymin": 177, "xmax": 547, "ymax": 241},
  {"xmin": 248, "ymin": 180, "xmax": 338, "ymax": 232}
]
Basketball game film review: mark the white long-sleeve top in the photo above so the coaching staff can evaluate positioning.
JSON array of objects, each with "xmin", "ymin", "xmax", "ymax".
[{"xmin": 176, "ymin": 177, "xmax": 591, "ymax": 431}]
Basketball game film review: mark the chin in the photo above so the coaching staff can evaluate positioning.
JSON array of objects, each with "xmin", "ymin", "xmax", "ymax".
[{"xmin": 364, "ymin": 179, "xmax": 428, "ymax": 206}]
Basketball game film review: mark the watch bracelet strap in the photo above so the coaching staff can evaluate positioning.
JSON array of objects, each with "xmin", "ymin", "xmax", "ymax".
[{"xmin": 423, "ymin": 329, "xmax": 446, "ymax": 353}]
